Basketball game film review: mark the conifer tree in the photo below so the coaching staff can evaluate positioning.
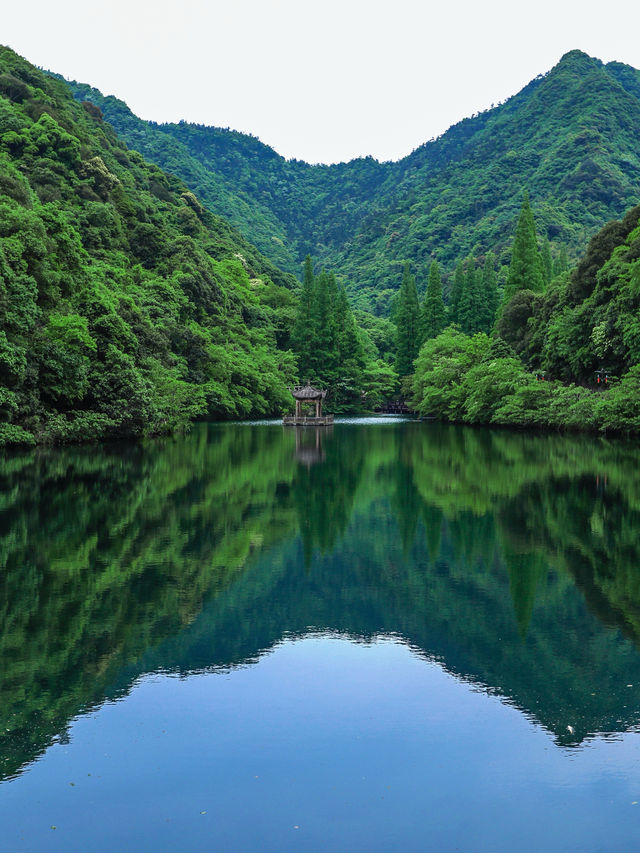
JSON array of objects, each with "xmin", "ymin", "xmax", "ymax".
[
  {"xmin": 292, "ymin": 255, "xmax": 316, "ymax": 380},
  {"xmin": 291, "ymin": 257, "xmax": 372, "ymax": 410},
  {"xmin": 458, "ymin": 256, "xmax": 482, "ymax": 334},
  {"xmin": 553, "ymin": 244, "xmax": 569, "ymax": 277},
  {"xmin": 421, "ymin": 260, "xmax": 446, "ymax": 341},
  {"xmin": 332, "ymin": 283, "xmax": 366, "ymax": 408},
  {"xmin": 449, "ymin": 260, "xmax": 465, "ymax": 324},
  {"xmin": 309, "ymin": 270, "xmax": 339, "ymax": 381},
  {"xmin": 394, "ymin": 262, "xmax": 421, "ymax": 376},
  {"xmin": 481, "ymin": 252, "xmax": 499, "ymax": 333},
  {"xmin": 541, "ymin": 236, "xmax": 552, "ymax": 285},
  {"xmin": 503, "ymin": 190, "xmax": 545, "ymax": 306}
]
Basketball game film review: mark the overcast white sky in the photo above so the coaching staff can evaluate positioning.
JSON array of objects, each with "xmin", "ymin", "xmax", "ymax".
[{"xmin": 3, "ymin": 0, "xmax": 640, "ymax": 164}]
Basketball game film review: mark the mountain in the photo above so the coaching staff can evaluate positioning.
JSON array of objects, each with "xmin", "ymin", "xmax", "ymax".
[
  {"xmin": 0, "ymin": 45, "xmax": 301, "ymax": 446},
  {"xmin": 63, "ymin": 51, "xmax": 640, "ymax": 313}
]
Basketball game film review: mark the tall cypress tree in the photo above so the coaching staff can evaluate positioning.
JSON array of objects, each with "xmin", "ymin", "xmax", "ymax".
[
  {"xmin": 394, "ymin": 262, "xmax": 421, "ymax": 376},
  {"xmin": 421, "ymin": 260, "xmax": 446, "ymax": 341},
  {"xmin": 292, "ymin": 255, "xmax": 316, "ymax": 380},
  {"xmin": 503, "ymin": 190, "xmax": 545, "ymax": 306},
  {"xmin": 541, "ymin": 236, "xmax": 552, "ymax": 285},
  {"xmin": 449, "ymin": 260, "xmax": 465, "ymax": 324},
  {"xmin": 291, "ymin": 259, "xmax": 367, "ymax": 410},
  {"xmin": 553, "ymin": 244, "xmax": 569, "ymax": 277},
  {"xmin": 458, "ymin": 256, "xmax": 482, "ymax": 334},
  {"xmin": 481, "ymin": 251, "xmax": 498, "ymax": 333},
  {"xmin": 309, "ymin": 270, "xmax": 339, "ymax": 382},
  {"xmin": 333, "ymin": 284, "xmax": 366, "ymax": 409}
]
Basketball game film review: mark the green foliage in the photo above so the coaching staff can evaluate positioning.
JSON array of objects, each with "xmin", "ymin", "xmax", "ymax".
[
  {"xmin": 62, "ymin": 51, "xmax": 640, "ymax": 313},
  {"xmin": 411, "ymin": 328, "xmax": 491, "ymax": 420},
  {"xmin": 502, "ymin": 190, "xmax": 545, "ymax": 306},
  {"xmin": 499, "ymin": 203, "xmax": 640, "ymax": 386},
  {"xmin": 481, "ymin": 252, "xmax": 499, "ymax": 332},
  {"xmin": 394, "ymin": 262, "xmax": 421, "ymax": 376},
  {"xmin": 458, "ymin": 256, "xmax": 485, "ymax": 334},
  {"xmin": 291, "ymin": 259, "xmax": 379, "ymax": 411},
  {"xmin": 414, "ymin": 203, "xmax": 640, "ymax": 430},
  {"xmin": 412, "ymin": 312, "xmax": 640, "ymax": 435},
  {"xmin": 421, "ymin": 260, "xmax": 446, "ymax": 340},
  {"xmin": 449, "ymin": 260, "xmax": 465, "ymax": 324},
  {"xmin": 541, "ymin": 237, "xmax": 552, "ymax": 285},
  {"xmin": 0, "ymin": 45, "xmax": 302, "ymax": 445}
]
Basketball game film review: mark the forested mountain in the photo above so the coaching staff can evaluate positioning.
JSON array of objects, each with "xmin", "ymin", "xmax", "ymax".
[
  {"xmin": 0, "ymin": 45, "xmax": 305, "ymax": 446},
  {"xmin": 63, "ymin": 50, "xmax": 640, "ymax": 313}
]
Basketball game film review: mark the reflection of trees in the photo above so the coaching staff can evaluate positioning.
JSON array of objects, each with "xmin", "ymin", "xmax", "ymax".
[
  {"xmin": 4, "ymin": 421, "xmax": 640, "ymax": 781},
  {"xmin": 0, "ymin": 422, "xmax": 371, "ymax": 780},
  {"xmin": 0, "ymin": 425, "xmax": 298, "ymax": 781},
  {"xmin": 292, "ymin": 427, "xmax": 365, "ymax": 564}
]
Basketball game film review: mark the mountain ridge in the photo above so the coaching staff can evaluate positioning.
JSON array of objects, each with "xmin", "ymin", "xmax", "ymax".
[{"xmin": 60, "ymin": 49, "xmax": 640, "ymax": 313}]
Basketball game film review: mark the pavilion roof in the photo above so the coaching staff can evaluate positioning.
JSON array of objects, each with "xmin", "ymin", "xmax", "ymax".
[{"xmin": 291, "ymin": 383, "xmax": 327, "ymax": 400}]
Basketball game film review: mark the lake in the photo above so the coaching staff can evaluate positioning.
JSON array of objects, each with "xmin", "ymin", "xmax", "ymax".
[{"xmin": 1, "ymin": 418, "xmax": 640, "ymax": 851}]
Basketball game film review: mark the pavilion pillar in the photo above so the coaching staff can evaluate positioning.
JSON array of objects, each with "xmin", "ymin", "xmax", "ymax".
[
  {"xmin": 296, "ymin": 400, "xmax": 301, "ymax": 418},
  {"xmin": 316, "ymin": 400, "xmax": 321, "ymax": 418}
]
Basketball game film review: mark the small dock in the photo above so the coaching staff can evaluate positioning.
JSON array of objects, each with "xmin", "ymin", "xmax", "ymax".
[{"xmin": 283, "ymin": 414, "xmax": 334, "ymax": 426}]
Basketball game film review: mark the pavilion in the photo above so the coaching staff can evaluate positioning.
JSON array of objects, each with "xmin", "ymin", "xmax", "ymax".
[{"xmin": 283, "ymin": 383, "xmax": 334, "ymax": 426}]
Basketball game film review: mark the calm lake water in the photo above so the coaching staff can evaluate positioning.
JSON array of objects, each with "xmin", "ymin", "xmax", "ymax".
[{"xmin": 2, "ymin": 418, "xmax": 640, "ymax": 851}]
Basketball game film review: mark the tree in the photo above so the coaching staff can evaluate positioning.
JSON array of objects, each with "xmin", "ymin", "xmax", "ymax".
[
  {"xmin": 553, "ymin": 244, "xmax": 569, "ymax": 277},
  {"xmin": 394, "ymin": 262, "xmax": 421, "ymax": 376},
  {"xmin": 421, "ymin": 260, "xmax": 446, "ymax": 341},
  {"xmin": 332, "ymin": 283, "xmax": 367, "ymax": 409},
  {"xmin": 502, "ymin": 190, "xmax": 545, "ymax": 306},
  {"xmin": 449, "ymin": 260, "xmax": 465, "ymax": 324},
  {"xmin": 481, "ymin": 252, "xmax": 499, "ymax": 333},
  {"xmin": 291, "ymin": 258, "xmax": 372, "ymax": 410},
  {"xmin": 458, "ymin": 256, "xmax": 482, "ymax": 334},
  {"xmin": 541, "ymin": 236, "xmax": 552, "ymax": 285},
  {"xmin": 308, "ymin": 269, "xmax": 339, "ymax": 381},
  {"xmin": 292, "ymin": 255, "xmax": 316, "ymax": 379}
]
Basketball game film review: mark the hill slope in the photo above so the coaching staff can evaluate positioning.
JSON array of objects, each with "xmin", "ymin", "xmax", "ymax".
[
  {"xmin": 0, "ymin": 45, "xmax": 300, "ymax": 446},
  {"xmin": 63, "ymin": 51, "xmax": 640, "ymax": 313}
]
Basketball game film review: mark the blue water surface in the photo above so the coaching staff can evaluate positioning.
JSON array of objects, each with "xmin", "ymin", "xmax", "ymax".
[{"xmin": 2, "ymin": 421, "xmax": 640, "ymax": 851}]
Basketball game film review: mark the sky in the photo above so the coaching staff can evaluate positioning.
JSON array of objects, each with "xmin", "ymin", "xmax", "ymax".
[{"xmin": 3, "ymin": 0, "xmax": 640, "ymax": 164}]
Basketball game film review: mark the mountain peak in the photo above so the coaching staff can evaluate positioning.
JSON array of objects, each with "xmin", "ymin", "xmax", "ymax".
[{"xmin": 553, "ymin": 49, "xmax": 603, "ymax": 74}]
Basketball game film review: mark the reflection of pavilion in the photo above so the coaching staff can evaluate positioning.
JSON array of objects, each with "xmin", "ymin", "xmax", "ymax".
[
  {"xmin": 283, "ymin": 383, "xmax": 334, "ymax": 426},
  {"xmin": 294, "ymin": 427, "xmax": 332, "ymax": 467}
]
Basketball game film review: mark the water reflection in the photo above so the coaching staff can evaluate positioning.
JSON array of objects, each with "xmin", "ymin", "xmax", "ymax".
[
  {"xmin": 293, "ymin": 426, "xmax": 330, "ymax": 467},
  {"xmin": 2, "ymin": 421, "xmax": 640, "ymax": 782}
]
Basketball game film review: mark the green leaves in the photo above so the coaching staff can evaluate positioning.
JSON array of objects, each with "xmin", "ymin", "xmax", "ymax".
[
  {"xmin": 503, "ymin": 190, "xmax": 545, "ymax": 306},
  {"xmin": 291, "ymin": 258, "xmax": 372, "ymax": 412},
  {"xmin": 65, "ymin": 52, "xmax": 640, "ymax": 316},
  {"xmin": 421, "ymin": 260, "xmax": 446, "ymax": 341},
  {"xmin": 394, "ymin": 262, "xmax": 421, "ymax": 376},
  {"xmin": 0, "ymin": 46, "xmax": 301, "ymax": 445}
]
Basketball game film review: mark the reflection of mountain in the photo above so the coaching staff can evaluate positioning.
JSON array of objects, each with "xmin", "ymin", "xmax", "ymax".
[{"xmin": 2, "ymin": 422, "xmax": 640, "ymax": 782}]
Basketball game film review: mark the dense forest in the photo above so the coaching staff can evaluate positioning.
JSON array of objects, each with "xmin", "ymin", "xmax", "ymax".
[
  {"xmin": 0, "ymin": 46, "xmax": 404, "ymax": 446},
  {"xmin": 410, "ymin": 199, "xmax": 640, "ymax": 433},
  {"xmin": 2, "ymin": 43, "xmax": 640, "ymax": 444},
  {"xmin": 0, "ymin": 45, "xmax": 311, "ymax": 446},
  {"xmin": 63, "ymin": 50, "xmax": 640, "ymax": 314}
]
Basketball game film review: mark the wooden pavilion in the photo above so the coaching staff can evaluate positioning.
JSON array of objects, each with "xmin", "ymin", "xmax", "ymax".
[{"xmin": 283, "ymin": 383, "xmax": 334, "ymax": 426}]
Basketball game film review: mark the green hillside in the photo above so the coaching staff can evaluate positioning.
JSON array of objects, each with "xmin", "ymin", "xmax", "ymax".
[
  {"xmin": 63, "ymin": 50, "xmax": 640, "ymax": 313},
  {"xmin": 411, "ymin": 201, "xmax": 640, "ymax": 433},
  {"xmin": 0, "ymin": 45, "xmax": 303, "ymax": 446}
]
